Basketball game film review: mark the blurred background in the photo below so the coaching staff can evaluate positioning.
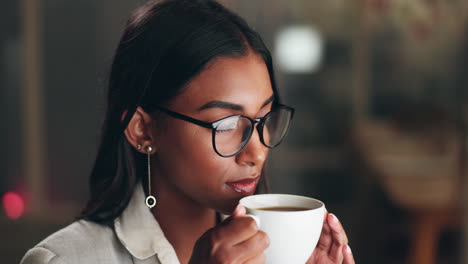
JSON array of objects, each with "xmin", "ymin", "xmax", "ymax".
[{"xmin": 1, "ymin": 0, "xmax": 468, "ymax": 263}]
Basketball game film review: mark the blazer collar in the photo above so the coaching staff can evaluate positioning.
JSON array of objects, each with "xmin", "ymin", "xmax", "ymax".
[{"xmin": 114, "ymin": 183, "xmax": 180, "ymax": 263}]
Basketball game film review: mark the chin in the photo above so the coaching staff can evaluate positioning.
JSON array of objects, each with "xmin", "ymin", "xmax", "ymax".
[{"xmin": 215, "ymin": 198, "xmax": 240, "ymax": 215}]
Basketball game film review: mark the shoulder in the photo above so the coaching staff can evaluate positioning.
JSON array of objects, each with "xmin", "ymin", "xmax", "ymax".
[{"xmin": 20, "ymin": 220, "xmax": 132, "ymax": 264}]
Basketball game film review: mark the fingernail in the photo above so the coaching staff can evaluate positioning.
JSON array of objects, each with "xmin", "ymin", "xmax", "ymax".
[
  {"xmin": 232, "ymin": 204, "xmax": 240, "ymax": 214},
  {"xmin": 330, "ymin": 213, "xmax": 339, "ymax": 223},
  {"xmin": 238, "ymin": 205, "xmax": 246, "ymax": 215},
  {"xmin": 346, "ymin": 245, "xmax": 352, "ymax": 255},
  {"xmin": 233, "ymin": 204, "xmax": 246, "ymax": 216}
]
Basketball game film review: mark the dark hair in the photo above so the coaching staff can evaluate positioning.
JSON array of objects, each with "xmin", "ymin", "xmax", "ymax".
[{"xmin": 79, "ymin": 0, "xmax": 280, "ymax": 224}]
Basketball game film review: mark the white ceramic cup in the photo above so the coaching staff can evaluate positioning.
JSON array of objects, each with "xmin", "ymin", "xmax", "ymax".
[{"xmin": 239, "ymin": 194, "xmax": 326, "ymax": 264}]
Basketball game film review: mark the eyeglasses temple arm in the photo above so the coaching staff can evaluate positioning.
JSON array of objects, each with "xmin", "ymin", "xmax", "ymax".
[{"xmin": 155, "ymin": 107, "xmax": 213, "ymax": 129}]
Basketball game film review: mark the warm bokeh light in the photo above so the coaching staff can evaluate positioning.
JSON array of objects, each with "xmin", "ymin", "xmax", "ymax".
[{"xmin": 2, "ymin": 192, "xmax": 25, "ymax": 220}]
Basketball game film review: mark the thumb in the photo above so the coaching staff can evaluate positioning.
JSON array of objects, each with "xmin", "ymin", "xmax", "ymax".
[{"xmin": 232, "ymin": 204, "xmax": 246, "ymax": 218}]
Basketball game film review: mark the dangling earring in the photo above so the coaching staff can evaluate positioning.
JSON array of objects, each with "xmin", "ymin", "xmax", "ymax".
[{"xmin": 145, "ymin": 145, "xmax": 157, "ymax": 208}]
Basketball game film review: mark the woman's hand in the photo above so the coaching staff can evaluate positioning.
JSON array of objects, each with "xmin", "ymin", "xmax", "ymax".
[
  {"xmin": 307, "ymin": 212, "xmax": 355, "ymax": 264},
  {"xmin": 189, "ymin": 205, "xmax": 269, "ymax": 264}
]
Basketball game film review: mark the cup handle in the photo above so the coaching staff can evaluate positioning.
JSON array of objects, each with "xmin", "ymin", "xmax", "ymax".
[{"xmin": 245, "ymin": 214, "xmax": 261, "ymax": 228}]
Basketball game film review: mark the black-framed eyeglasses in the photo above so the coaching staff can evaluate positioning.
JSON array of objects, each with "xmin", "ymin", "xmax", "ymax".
[{"xmin": 153, "ymin": 104, "xmax": 295, "ymax": 157}]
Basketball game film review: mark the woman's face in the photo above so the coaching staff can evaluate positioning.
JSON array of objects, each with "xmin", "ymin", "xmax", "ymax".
[{"xmin": 152, "ymin": 52, "xmax": 274, "ymax": 214}]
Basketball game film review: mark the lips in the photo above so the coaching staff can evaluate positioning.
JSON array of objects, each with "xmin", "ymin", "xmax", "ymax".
[{"xmin": 226, "ymin": 177, "xmax": 259, "ymax": 195}]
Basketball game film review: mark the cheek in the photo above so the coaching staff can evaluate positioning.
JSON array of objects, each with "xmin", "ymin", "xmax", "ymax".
[
  {"xmin": 158, "ymin": 124, "xmax": 233, "ymax": 184},
  {"xmin": 182, "ymin": 136, "xmax": 226, "ymax": 175}
]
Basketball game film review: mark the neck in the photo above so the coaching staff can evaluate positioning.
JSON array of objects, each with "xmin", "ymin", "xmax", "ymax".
[{"xmin": 151, "ymin": 173, "xmax": 217, "ymax": 264}]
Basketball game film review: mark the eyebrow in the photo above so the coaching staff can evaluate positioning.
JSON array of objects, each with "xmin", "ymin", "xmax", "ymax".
[{"xmin": 197, "ymin": 95, "xmax": 275, "ymax": 112}]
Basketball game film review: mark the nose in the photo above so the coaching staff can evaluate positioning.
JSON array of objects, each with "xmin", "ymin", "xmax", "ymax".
[{"xmin": 235, "ymin": 128, "xmax": 268, "ymax": 166}]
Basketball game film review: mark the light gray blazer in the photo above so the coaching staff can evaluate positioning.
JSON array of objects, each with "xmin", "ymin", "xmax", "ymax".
[{"xmin": 20, "ymin": 184, "xmax": 180, "ymax": 264}]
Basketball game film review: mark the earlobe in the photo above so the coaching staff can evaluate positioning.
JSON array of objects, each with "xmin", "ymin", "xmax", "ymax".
[{"xmin": 123, "ymin": 107, "xmax": 156, "ymax": 153}]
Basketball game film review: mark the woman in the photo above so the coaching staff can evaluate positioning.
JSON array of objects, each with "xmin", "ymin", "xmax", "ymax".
[{"xmin": 21, "ymin": 0, "xmax": 354, "ymax": 263}]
